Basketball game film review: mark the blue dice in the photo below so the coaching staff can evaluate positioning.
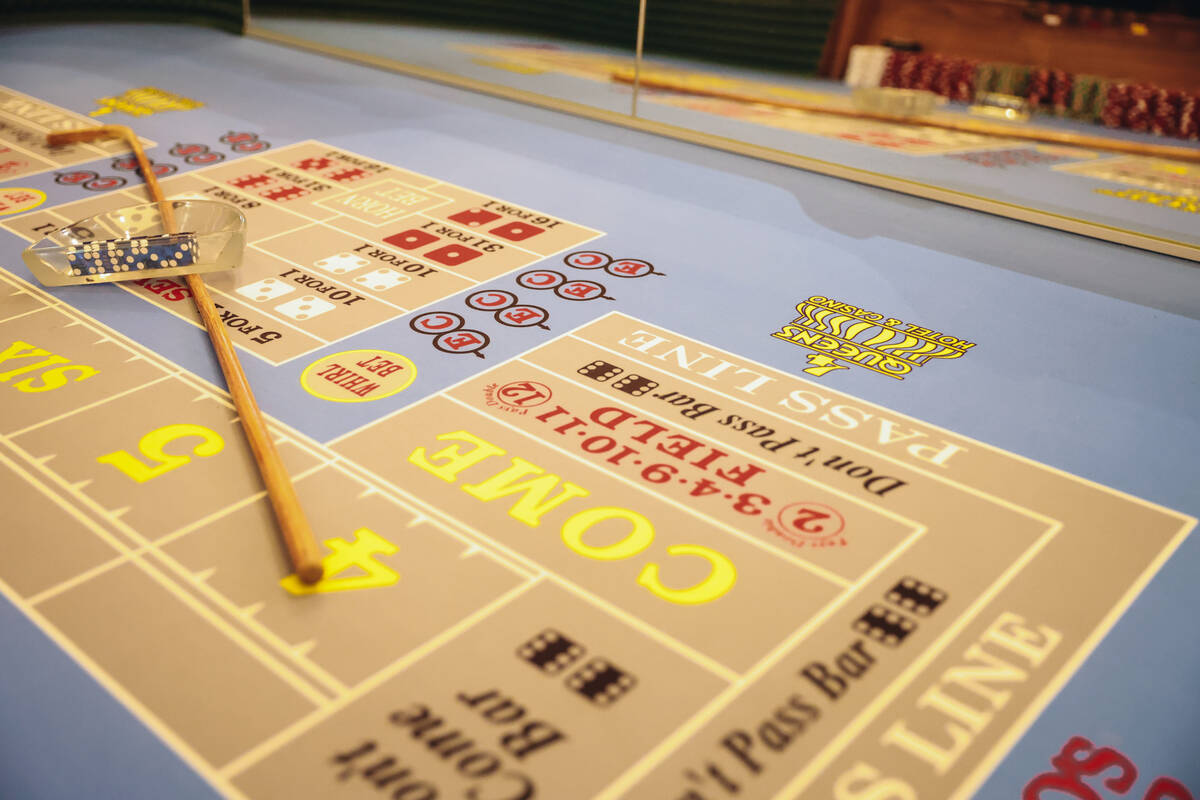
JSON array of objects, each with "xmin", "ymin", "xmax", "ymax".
[{"xmin": 65, "ymin": 232, "xmax": 197, "ymax": 276}]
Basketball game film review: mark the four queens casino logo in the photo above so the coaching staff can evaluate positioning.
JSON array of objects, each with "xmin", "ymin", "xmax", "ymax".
[{"xmin": 772, "ymin": 295, "xmax": 977, "ymax": 380}]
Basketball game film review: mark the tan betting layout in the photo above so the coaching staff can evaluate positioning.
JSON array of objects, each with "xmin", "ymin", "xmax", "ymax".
[{"xmin": 46, "ymin": 125, "xmax": 324, "ymax": 585}]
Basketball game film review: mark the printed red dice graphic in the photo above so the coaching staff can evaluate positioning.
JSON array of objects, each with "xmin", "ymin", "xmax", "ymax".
[
  {"xmin": 327, "ymin": 168, "xmax": 369, "ymax": 183},
  {"xmin": 293, "ymin": 157, "xmax": 333, "ymax": 171},
  {"xmin": 261, "ymin": 186, "xmax": 309, "ymax": 202},
  {"xmin": 425, "ymin": 245, "xmax": 482, "ymax": 266},
  {"xmin": 384, "ymin": 229, "xmax": 439, "ymax": 250},
  {"xmin": 490, "ymin": 221, "xmax": 545, "ymax": 242},
  {"xmin": 449, "ymin": 208, "xmax": 502, "ymax": 227},
  {"xmin": 229, "ymin": 173, "xmax": 272, "ymax": 189}
]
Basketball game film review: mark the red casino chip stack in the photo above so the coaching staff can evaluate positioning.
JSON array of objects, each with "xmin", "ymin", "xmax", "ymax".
[
  {"xmin": 1100, "ymin": 83, "xmax": 1132, "ymax": 128},
  {"xmin": 1180, "ymin": 93, "xmax": 1200, "ymax": 140},
  {"xmin": 880, "ymin": 50, "xmax": 904, "ymax": 88},
  {"xmin": 1125, "ymin": 84, "xmax": 1153, "ymax": 132},
  {"xmin": 896, "ymin": 52, "xmax": 919, "ymax": 89},
  {"xmin": 932, "ymin": 57, "xmax": 954, "ymax": 98},
  {"xmin": 1049, "ymin": 70, "xmax": 1072, "ymax": 117},
  {"xmin": 872, "ymin": 47, "xmax": 1197, "ymax": 139},
  {"xmin": 953, "ymin": 60, "xmax": 978, "ymax": 102},
  {"xmin": 1027, "ymin": 68, "xmax": 1052, "ymax": 111},
  {"xmin": 929, "ymin": 58, "xmax": 972, "ymax": 101},
  {"xmin": 1149, "ymin": 89, "xmax": 1179, "ymax": 137},
  {"xmin": 1171, "ymin": 90, "xmax": 1190, "ymax": 139},
  {"xmin": 914, "ymin": 54, "xmax": 940, "ymax": 92}
]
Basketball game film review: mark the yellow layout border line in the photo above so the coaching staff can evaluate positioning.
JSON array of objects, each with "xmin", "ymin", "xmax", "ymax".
[
  {"xmin": 544, "ymin": 313, "xmax": 1062, "ymax": 796},
  {"xmin": 0, "ymin": 430, "xmax": 340, "ymax": 707},
  {"xmin": 0, "ymin": 208, "xmax": 1191, "ymax": 800},
  {"xmin": 569, "ymin": 311, "xmax": 1193, "ymax": 796},
  {"xmin": 597, "ymin": 312, "xmax": 1194, "ymax": 523},
  {"xmin": 0, "ymin": 447, "xmax": 253, "ymax": 800},
  {"xmin": 0, "ymin": 267, "xmax": 555, "ymax": 787},
  {"xmin": 570, "ymin": 328, "xmax": 1059, "ymax": 527},
  {"xmin": 329, "ymin": 441, "xmax": 742, "ymax": 685},
  {"xmin": 515, "ymin": 354, "xmax": 923, "ymax": 531},
  {"xmin": 0, "ymin": 85, "xmax": 158, "ymax": 153},
  {"xmin": 444, "ymin": 386, "xmax": 857, "ymax": 590},
  {"xmin": 949, "ymin": 512, "xmax": 1196, "ymax": 799},
  {"xmin": 770, "ymin": 517, "xmax": 1064, "ymax": 798},
  {"xmin": 592, "ymin": 519, "xmax": 930, "ymax": 799},
  {"xmin": 261, "ymin": 139, "xmax": 607, "ymax": 244},
  {"xmin": 3, "ymin": 138, "xmax": 609, "ymax": 368},
  {"xmin": 0, "ymin": 86, "xmax": 159, "ymax": 177},
  {"xmin": 218, "ymin": 576, "xmax": 542, "ymax": 779},
  {"xmin": 322, "ymin": 308, "xmax": 1063, "ymax": 796}
]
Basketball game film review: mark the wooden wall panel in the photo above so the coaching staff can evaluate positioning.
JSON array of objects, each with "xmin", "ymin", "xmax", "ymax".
[{"xmin": 823, "ymin": 0, "xmax": 1200, "ymax": 89}]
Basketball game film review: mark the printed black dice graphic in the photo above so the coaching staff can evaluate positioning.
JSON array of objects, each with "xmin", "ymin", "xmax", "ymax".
[
  {"xmin": 516, "ymin": 629, "xmax": 585, "ymax": 675},
  {"xmin": 566, "ymin": 658, "xmax": 637, "ymax": 706},
  {"xmin": 886, "ymin": 577, "xmax": 947, "ymax": 617},
  {"xmin": 578, "ymin": 360, "xmax": 622, "ymax": 382},
  {"xmin": 612, "ymin": 374, "xmax": 657, "ymax": 396},
  {"xmin": 853, "ymin": 604, "xmax": 916, "ymax": 648}
]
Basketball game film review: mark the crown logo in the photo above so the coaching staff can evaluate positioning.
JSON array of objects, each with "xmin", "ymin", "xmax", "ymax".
[{"xmin": 772, "ymin": 296, "xmax": 976, "ymax": 380}]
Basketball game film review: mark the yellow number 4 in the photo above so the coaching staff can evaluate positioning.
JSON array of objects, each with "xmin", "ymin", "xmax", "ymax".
[
  {"xmin": 97, "ymin": 423, "xmax": 225, "ymax": 483},
  {"xmin": 281, "ymin": 527, "xmax": 400, "ymax": 595}
]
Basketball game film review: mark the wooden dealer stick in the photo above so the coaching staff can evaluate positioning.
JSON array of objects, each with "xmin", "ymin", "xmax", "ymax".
[{"xmin": 49, "ymin": 125, "xmax": 325, "ymax": 584}]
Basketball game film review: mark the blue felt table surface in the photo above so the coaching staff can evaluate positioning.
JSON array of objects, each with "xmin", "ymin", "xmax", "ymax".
[{"xmin": 0, "ymin": 22, "xmax": 1197, "ymax": 799}]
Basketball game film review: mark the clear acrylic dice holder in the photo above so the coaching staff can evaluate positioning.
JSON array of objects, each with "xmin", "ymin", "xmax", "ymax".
[{"xmin": 22, "ymin": 199, "xmax": 246, "ymax": 287}]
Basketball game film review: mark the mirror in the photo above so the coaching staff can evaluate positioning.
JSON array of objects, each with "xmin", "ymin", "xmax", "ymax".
[
  {"xmin": 625, "ymin": 0, "xmax": 1200, "ymax": 259},
  {"xmin": 244, "ymin": 0, "xmax": 646, "ymax": 118},
  {"xmin": 242, "ymin": 0, "xmax": 1200, "ymax": 261}
]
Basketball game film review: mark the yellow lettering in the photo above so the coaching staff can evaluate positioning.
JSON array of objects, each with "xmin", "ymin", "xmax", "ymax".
[
  {"xmin": 16, "ymin": 364, "xmax": 98, "ymax": 392},
  {"xmin": 0, "ymin": 340, "xmax": 51, "ymax": 366},
  {"xmin": 0, "ymin": 340, "xmax": 67, "ymax": 381},
  {"xmin": 561, "ymin": 506, "xmax": 654, "ymax": 561},
  {"xmin": 916, "ymin": 686, "xmax": 992, "ymax": 733},
  {"xmin": 462, "ymin": 458, "xmax": 589, "ymax": 526},
  {"xmin": 833, "ymin": 762, "xmax": 918, "ymax": 800},
  {"xmin": 637, "ymin": 543, "xmax": 737, "ymax": 605},
  {"xmin": 0, "ymin": 341, "xmax": 97, "ymax": 391},
  {"xmin": 979, "ymin": 612, "xmax": 1061, "ymax": 666},
  {"xmin": 281, "ymin": 528, "xmax": 399, "ymax": 594},
  {"xmin": 906, "ymin": 440, "xmax": 965, "ymax": 467},
  {"xmin": 941, "ymin": 642, "xmax": 1026, "ymax": 709},
  {"xmin": 880, "ymin": 719, "xmax": 971, "ymax": 775},
  {"xmin": 97, "ymin": 423, "xmax": 224, "ymax": 483},
  {"xmin": 408, "ymin": 430, "xmax": 505, "ymax": 482}
]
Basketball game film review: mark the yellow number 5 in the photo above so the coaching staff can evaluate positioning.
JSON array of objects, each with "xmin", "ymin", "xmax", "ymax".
[{"xmin": 97, "ymin": 423, "xmax": 225, "ymax": 483}]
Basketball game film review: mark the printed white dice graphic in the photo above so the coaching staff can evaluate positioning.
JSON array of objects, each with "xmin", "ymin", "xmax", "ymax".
[
  {"xmin": 236, "ymin": 277, "xmax": 296, "ymax": 303},
  {"xmin": 353, "ymin": 267, "xmax": 410, "ymax": 292},
  {"xmin": 274, "ymin": 295, "xmax": 336, "ymax": 321},
  {"xmin": 313, "ymin": 252, "xmax": 370, "ymax": 275}
]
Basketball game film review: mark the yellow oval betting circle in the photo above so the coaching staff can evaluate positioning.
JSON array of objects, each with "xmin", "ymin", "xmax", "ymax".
[{"xmin": 300, "ymin": 349, "xmax": 417, "ymax": 403}]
